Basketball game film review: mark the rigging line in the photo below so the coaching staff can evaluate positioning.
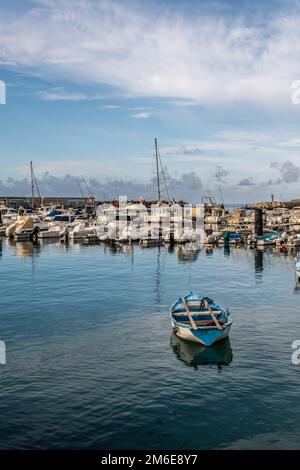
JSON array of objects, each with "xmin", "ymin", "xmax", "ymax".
[
  {"xmin": 218, "ymin": 185, "xmax": 224, "ymax": 205},
  {"xmin": 30, "ymin": 161, "xmax": 34, "ymax": 208},
  {"xmin": 32, "ymin": 167, "xmax": 41, "ymax": 201},
  {"xmin": 76, "ymin": 179, "xmax": 85, "ymax": 199},
  {"xmin": 151, "ymin": 150, "xmax": 156, "ymax": 199},
  {"xmin": 157, "ymin": 147, "xmax": 170, "ymax": 201},
  {"xmin": 83, "ymin": 178, "xmax": 94, "ymax": 198},
  {"xmin": 154, "ymin": 138, "xmax": 161, "ymax": 201}
]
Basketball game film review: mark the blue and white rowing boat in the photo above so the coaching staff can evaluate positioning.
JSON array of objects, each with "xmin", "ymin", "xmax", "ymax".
[{"xmin": 170, "ymin": 293, "xmax": 232, "ymax": 347}]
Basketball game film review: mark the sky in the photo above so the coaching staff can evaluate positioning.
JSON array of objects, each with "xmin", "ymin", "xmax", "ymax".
[{"xmin": 0, "ymin": 0, "xmax": 300, "ymax": 203}]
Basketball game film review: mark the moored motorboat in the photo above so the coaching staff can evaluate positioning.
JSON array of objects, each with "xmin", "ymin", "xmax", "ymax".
[
  {"xmin": 170, "ymin": 292, "xmax": 232, "ymax": 347},
  {"xmin": 257, "ymin": 231, "xmax": 281, "ymax": 246}
]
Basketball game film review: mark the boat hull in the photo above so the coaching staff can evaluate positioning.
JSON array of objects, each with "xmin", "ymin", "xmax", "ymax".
[
  {"xmin": 172, "ymin": 321, "xmax": 232, "ymax": 347},
  {"xmin": 38, "ymin": 231, "xmax": 60, "ymax": 239}
]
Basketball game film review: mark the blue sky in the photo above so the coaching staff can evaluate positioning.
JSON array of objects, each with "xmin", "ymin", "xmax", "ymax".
[{"xmin": 0, "ymin": 0, "xmax": 300, "ymax": 202}]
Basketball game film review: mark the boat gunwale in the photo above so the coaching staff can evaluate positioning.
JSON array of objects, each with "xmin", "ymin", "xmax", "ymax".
[
  {"xmin": 171, "ymin": 318, "xmax": 233, "ymax": 330},
  {"xmin": 170, "ymin": 293, "xmax": 232, "ymax": 331}
]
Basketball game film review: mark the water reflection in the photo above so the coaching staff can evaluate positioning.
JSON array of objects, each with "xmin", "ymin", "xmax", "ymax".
[
  {"xmin": 155, "ymin": 246, "xmax": 161, "ymax": 304},
  {"xmin": 120, "ymin": 243, "xmax": 133, "ymax": 256},
  {"xmin": 170, "ymin": 333, "xmax": 233, "ymax": 369},
  {"xmin": 5, "ymin": 238, "xmax": 37, "ymax": 258},
  {"xmin": 176, "ymin": 244, "xmax": 200, "ymax": 263},
  {"xmin": 295, "ymin": 281, "xmax": 300, "ymax": 293},
  {"xmin": 254, "ymin": 249, "xmax": 264, "ymax": 277},
  {"xmin": 167, "ymin": 244, "xmax": 175, "ymax": 254},
  {"xmin": 205, "ymin": 246, "xmax": 214, "ymax": 256},
  {"xmin": 3, "ymin": 239, "xmax": 300, "ymax": 295},
  {"xmin": 224, "ymin": 244, "xmax": 230, "ymax": 256}
]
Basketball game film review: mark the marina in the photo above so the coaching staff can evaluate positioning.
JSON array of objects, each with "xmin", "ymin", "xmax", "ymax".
[
  {"xmin": 2, "ymin": 197, "xmax": 300, "ymax": 248},
  {"xmin": 2, "ymin": 0, "xmax": 300, "ymax": 455}
]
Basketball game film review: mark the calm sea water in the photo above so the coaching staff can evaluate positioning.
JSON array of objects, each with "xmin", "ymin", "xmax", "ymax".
[{"xmin": 0, "ymin": 238, "xmax": 300, "ymax": 450}]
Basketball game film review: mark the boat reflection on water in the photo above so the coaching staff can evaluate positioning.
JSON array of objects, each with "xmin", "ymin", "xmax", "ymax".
[
  {"xmin": 176, "ymin": 243, "xmax": 200, "ymax": 263},
  {"xmin": 6, "ymin": 238, "xmax": 37, "ymax": 258},
  {"xmin": 170, "ymin": 332, "xmax": 233, "ymax": 369}
]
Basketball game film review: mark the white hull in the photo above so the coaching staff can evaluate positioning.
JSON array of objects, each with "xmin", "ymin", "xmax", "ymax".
[
  {"xmin": 6, "ymin": 223, "xmax": 18, "ymax": 237},
  {"xmin": 14, "ymin": 232, "xmax": 32, "ymax": 241},
  {"xmin": 38, "ymin": 230, "xmax": 60, "ymax": 239},
  {"xmin": 257, "ymin": 240, "xmax": 276, "ymax": 246},
  {"xmin": 69, "ymin": 230, "xmax": 96, "ymax": 240},
  {"xmin": 172, "ymin": 322, "xmax": 231, "ymax": 346}
]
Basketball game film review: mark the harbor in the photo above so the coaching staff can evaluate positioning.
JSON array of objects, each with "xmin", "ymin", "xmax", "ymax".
[{"xmin": 2, "ymin": 0, "xmax": 300, "ymax": 456}]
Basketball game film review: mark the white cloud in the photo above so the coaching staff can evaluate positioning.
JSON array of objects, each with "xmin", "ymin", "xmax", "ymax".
[
  {"xmin": 31, "ymin": 159, "xmax": 129, "ymax": 179},
  {"xmin": 37, "ymin": 89, "xmax": 87, "ymax": 101},
  {"xmin": 280, "ymin": 138, "xmax": 300, "ymax": 147},
  {"xmin": 129, "ymin": 106, "xmax": 152, "ymax": 110},
  {"xmin": 216, "ymin": 130, "xmax": 269, "ymax": 144},
  {"xmin": 167, "ymin": 100, "xmax": 199, "ymax": 107},
  {"xmin": 157, "ymin": 129, "xmax": 300, "ymax": 187},
  {"xmin": 101, "ymin": 104, "xmax": 121, "ymax": 109},
  {"xmin": 130, "ymin": 111, "xmax": 151, "ymax": 119},
  {"xmin": 0, "ymin": 0, "xmax": 300, "ymax": 107}
]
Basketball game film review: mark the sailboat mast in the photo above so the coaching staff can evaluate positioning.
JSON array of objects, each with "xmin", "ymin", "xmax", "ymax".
[
  {"xmin": 155, "ymin": 138, "xmax": 161, "ymax": 201},
  {"xmin": 30, "ymin": 161, "xmax": 35, "ymax": 209}
]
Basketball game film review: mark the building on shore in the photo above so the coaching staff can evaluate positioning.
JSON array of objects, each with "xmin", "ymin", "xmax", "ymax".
[{"xmin": 0, "ymin": 196, "xmax": 95, "ymax": 209}]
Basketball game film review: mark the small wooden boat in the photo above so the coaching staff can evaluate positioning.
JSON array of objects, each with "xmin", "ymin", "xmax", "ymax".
[{"xmin": 170, "ymin": 293, "xmax": 232, "ymax": 347}]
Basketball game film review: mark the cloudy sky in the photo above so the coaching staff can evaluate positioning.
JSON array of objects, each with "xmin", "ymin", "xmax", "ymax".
[{"xmin": 1, "ymin": 0, "xmax": 300, "ymax": 202}]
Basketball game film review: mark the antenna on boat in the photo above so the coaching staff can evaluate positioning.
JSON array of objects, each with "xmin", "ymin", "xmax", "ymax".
[
  {"xmin": 30, "ymin": 161, "xmax": 41, "ymax": 209},
  {"xmin": 154, "ymin": 138, "xmax": 161, "ymax": 201}
]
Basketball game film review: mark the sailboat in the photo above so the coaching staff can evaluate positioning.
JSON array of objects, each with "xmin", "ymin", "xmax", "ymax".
[{"xmin": 140, "ymin": 138, "xmax": 170, "ymax": 245}]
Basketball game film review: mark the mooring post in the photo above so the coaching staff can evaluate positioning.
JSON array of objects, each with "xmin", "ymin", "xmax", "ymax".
[{"xmin": 254, "ymin": 208, "xmax": 263, "ymax": 236}]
